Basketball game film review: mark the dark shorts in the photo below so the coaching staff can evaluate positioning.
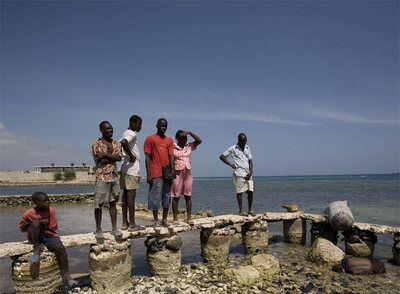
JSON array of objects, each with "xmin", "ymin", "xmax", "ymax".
[
  {"xmin": 148, "ymin": 177, "xmax": 171, "ymax": 210},
  {"xmin": 41, "ymin": 235, "xmax": 63, "ymax": 251}
]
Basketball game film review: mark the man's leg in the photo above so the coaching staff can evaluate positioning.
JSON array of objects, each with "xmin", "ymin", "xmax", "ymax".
[
  {"xmin": 161, "ymin": 179, "xmax": 171, "ymax": 226},
  {"xmin": 127, "ymin": 189, "xmax": 136, "ymax": 229},
  {"xmin": 172, "ymin": 197, "xmax": 180, "ymax": 222},
  {"xmin": 44, "ymin": 237, "xmax": 77, "ymax": 286},
  {"xmin": 28, "ymin": 220, "xmax": 44, "ymax": 255},
  {"xmin": 94, "ymin": 208, "xmax": 102, "ymax": 233},
  {"xmin": 109, "ymin": 201, "xmax": 118, "ymax": 231},
  {"xmin": 121, "ymin": 189, "xmax": 129, "ymax": 229},
  {"xmin": 184, "ymin": 195, "xmax": 192, "ymax": 221},
  {"xmin": 52, "ymin": 242, "xmax": 73, "ymax": 281},
  {"xmin": 247, "ymin": 190, "xmax": 253, "ymax": 213},
  {"xmin": 236, "ymin": 193, "xmax": 243, "ymax": 213}
]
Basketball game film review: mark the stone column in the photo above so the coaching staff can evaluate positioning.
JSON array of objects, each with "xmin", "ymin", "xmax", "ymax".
[
  {"xmin": 200, "ymin": 227, "xmax": 231, "ymax": 266},
  {"xmin": 393, "ymin": 233, "xmax": 400, "ymax": 266},
  {"xmin": 11, "ymin": 251, "xmax": 63, "ymax": 294},
  {"xmin": 89, "ymin": 240, "xmax": 132, "ymax": 293},
  {"xmin": 242, "ymin": 219, "xmax": 268, "ymax": 254},
  {"xmin": 282, "ymin": 204, "xmax": 306, "ymax": 244},
  {"xmin": 145, "ymin": 230, "xmax": 182, "ymax": 276},
  {"xmin": 310, "ymin": 222, "xmax": 338, "ymax": 245},
  {"xmin": 343, "ymin": 228, "xmax": 377, "ymax": 258}
]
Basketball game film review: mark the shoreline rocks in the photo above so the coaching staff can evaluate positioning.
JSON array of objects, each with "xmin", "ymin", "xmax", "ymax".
[{"xmin": 307, "ymin": 238, "xmax": 345, "ymax": 265}]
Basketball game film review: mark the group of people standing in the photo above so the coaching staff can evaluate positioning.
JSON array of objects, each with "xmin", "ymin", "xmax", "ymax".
[
  {"xmin": 17, "ymin": 114, "xmax": 254, "ymax": 289},
  {"xmin": 91, "ymin": 115, "xmax": 255, "ymax": 240}
]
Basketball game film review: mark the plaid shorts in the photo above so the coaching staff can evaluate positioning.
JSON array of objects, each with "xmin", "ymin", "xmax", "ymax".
[{"xmin": 148, "ymin": 177, "xmax": 171, "ymax": 210}]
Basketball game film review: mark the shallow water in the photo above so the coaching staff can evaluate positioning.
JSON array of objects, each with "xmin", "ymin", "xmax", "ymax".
[
  {"xmin": 0, "ymin": 203, "xmax": 398, "ymax": 293},
  {"xmin": 0, "ymin": 174, "xmax": 399, "ymax": 292}
]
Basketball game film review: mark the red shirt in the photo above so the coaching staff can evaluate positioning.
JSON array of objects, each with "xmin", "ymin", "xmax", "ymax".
[
  {"xmin": 144, "ymin": 134, "xmax": 174, "ymax": 179},
  {"xmin": 19, "ymin": 207, "xmax": 58, "ymax": 241}
]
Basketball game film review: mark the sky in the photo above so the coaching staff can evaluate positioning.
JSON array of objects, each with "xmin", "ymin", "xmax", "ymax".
[{"xmin": 0, "ymin": 0, "xmax": 399, "ymax": 176}]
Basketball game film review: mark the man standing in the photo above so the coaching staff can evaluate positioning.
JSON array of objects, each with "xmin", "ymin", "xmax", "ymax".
[
  {"xmin": 119, "ymin": 115, "xmax": 144, "ymax": 231},
  {"xmin": 219, "ymin": 133, "xmax": 254, "ymax": 216},
  {"xmin": 144, "ymin": 118, "xmax": 174, "ymax": 228},
  {"xmin": 91, "ymin": 121, "xmax": 122, "ymax": 241}
]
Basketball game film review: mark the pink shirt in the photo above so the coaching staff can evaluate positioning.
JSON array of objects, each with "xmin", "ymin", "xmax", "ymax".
[{"xmin": 173, "ymin": 142, "xmax": 196, "ymax": 171}]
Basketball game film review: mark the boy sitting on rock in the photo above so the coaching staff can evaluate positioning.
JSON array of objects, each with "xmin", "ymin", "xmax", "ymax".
[{"xmin": 18, "ymin": 191, "xmax": 78, "ymax": 287}]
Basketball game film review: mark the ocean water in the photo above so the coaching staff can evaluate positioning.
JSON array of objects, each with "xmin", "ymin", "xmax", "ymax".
[
  {"xmin": 1, "ymin": 174, "xmax": 399, "ymax": 226},
  {"xmin": 0, "ymin": 174, "xmax": 399, "ymax": 292}
]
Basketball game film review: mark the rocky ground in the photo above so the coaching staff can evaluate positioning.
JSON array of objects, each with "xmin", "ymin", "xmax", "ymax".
[{"xmin": 68, "ymin": 240, "xmax": 400, "ymax": 294}]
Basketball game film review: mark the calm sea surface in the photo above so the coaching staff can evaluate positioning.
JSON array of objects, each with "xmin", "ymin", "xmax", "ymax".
[
  {"xmin": 0, "ymin": 174, "xmax": 399, "ymax": 292},
  {"xmin": 1, "ymin": 174, "xmax": 399, "ymax": 226}
]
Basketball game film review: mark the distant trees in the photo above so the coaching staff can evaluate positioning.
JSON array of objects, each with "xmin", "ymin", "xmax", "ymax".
[{"xmin": 53, "ymin": 170, "xmax": 76, "ymax": 181}]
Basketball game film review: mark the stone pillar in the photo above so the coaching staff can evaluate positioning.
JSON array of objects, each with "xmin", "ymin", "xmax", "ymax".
[
  {"xmin": 242, "ymin": 219, "xmax": 268, "ymax": 254},
  {"xmin": 393, "ymin": 233, "xmax": 400, "ymax": 266},
  {"xmin": 89, "ymin": 240, "xmax": 132, "ymax": 293},
  {"xmin": 200, "ymin": 227, "xmax": 231, "ymax": 266},
  {"xmin": 11, "ymin": 251, "xmax": 63, "ymax": 294},
  {"xmin": 310, "ymin": 222, "xmax": 338, "ymax": 245},
  {"xmin": 343, "ymin": 228, "xmax": 377, "ymax": 258},
  {"xmin": 282, "ymin": 204, "xmax": 306, "ymax": 244},
  {"xmin": 145, "ymin": 230, "xmax": 182, "ymax": 276}
]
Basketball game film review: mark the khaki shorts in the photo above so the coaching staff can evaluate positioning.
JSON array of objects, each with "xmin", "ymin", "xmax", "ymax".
[
  {"xmin": 120, "ymin": 173, "xmax": 140, "ymax": 190},
  {"xmin": 94, "ymin": 179, "xmax": 120, "ymax": 209},
  {"xmin": 233, "ymin": 175, "xmax": 254, "ymax": 194}
]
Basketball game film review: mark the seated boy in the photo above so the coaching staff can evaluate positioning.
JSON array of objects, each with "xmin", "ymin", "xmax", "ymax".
[{"xmin": 18, "ymin": 191, "xmax": 77, "ymax": 287}]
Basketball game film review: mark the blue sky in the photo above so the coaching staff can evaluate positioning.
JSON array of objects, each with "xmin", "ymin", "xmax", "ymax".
[{"xmin": 1, "ymin": 1, "xmax": 398, "ymax": 176}]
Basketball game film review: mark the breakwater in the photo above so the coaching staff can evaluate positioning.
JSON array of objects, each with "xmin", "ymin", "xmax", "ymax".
[
  {"xmin": 0, "ymin": 193, "xmax": 95, "ymax": 206},
  {"xmin": 1, "ymin": 210, "xmax": 399, "ymax": 293}
]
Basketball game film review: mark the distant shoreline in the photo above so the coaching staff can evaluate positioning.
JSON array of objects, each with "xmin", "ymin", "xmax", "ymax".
[{"xmin": 0, "ymin": 180, "xmax": 95, "ymax": 187}]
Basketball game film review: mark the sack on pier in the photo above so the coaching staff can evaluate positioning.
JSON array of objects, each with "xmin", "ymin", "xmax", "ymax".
[{"xmin": 324, "ymin": 201, "xmax": 354, "ymax": 231}]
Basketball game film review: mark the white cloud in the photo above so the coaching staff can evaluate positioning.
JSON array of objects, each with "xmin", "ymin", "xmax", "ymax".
[
  {"xmin": 310, "ymin": 108, "xmax": 399, "ymax": 124},
  {"xmin": 161, "ymin": 111, "xmax": 316, "ymax": 126},
  {"xmin": 0, "ymin": 123, "xmax": 80, "ymax": 170}
]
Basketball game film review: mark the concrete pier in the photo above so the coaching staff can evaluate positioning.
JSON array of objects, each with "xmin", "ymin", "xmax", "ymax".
[
  {"xmin": 11, "ymin": 251, "xmax": 62, "ymax": 294},
  {"xmin": 242, "ymin": 219, "xmax": 269, "ymax": 254},
  {"xmin": 145, "ymin": 230, "xmax": 182, "ymax": 276},
  {"xmin": 282, "ymin": 204, "xmax": 306, "ymax": 244},
  {"xmin": 89, "ymin": 240, "xmax": 132, "ymax": 293},
  {"xmin": 393, "ymin": 233, "xmax": 400, "ymax": 265},
  {"xmin": 343, "ymin": 228, "xmax": 377, "ymax": 258},
  {"xmin": 200, "ymin": 227, "xmax": 231, "ymax": 266},
  {"xmin": 310, "ymin": 222, "xmax": 338, "ymax": 245}
]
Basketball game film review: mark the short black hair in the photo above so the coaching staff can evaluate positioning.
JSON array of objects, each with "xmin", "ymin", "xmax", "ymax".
[
  {"xmin": 175, "ymin": 130, "xmax": 184, "ymax": 139},
  {"xmin": 157, "ymin": 118, "xmax": 167, "ymax": 125},
  {"xmin": 129, "ymin": 115, "xmax": 142, "ymax": 125},
  {"xmin": 99, "ymin": 120, "xmax": 111, "ymax": 130},
  {"xmin": 31, "ymin": 191, "xmax": 48, "ymax": 203},
  {"xmin": 238, "ymin": 133, "xmax": 247, "ymax": 140}
]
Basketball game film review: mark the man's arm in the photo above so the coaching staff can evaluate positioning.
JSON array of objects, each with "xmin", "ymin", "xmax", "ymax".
[
  {"xmin": 219, "ymin": 154, "xmax": 235, "ymax": 169},
  {"xmin": 120, "ymin": 139, "xmax": 136, "ymax": 162},
  {"xmin": 166, "ymin": 154, "xmax": 175, "ymax": 180},
  {"xmin": 246, "ymin": 159, "xmax": 253, "ymax": 180},
  {"xmin": 145, "ymin": 153, "xmax": 152, "ymax": 185}
]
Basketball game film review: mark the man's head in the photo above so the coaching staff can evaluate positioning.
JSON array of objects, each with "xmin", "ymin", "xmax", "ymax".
[
  {"xmin": 156, "ymin": 118, "xmax": 168, "ymax": 136},
  {"xmin": 175, "ymin": 130, "xmax": 187, "ymax": 146},
  {"xmin": 129, "ymin": 115, "xmax": 142, "ymax": 132},
  {"xmin": 32, "ymin": 192, "xmax": 50, "ymax": 212},
  {"xmin": 99, "ymin": 121, "xmax": 113, "ymax": 140},
  {"xmin": 237, "ymin": 133, "xmax": 247, "ymax": 148}
]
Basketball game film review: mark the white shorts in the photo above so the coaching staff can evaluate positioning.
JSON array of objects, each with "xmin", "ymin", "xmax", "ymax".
[{"xmin": 233, "ymin": 175, "xmax": 254, "ymax": 194}]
